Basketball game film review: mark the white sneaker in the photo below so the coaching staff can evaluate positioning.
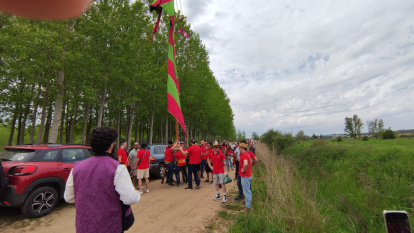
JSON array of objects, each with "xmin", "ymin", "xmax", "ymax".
[
  {"xmin": 139, "ymin": 190, "xmax": 143, "ymax": 195},
  {"xmin": 145, "ymin": 189, "xmax": 150, "ymax": 193},
  {"xmin": 213, "ymin": 195, "xmax": 221, "ymax": 201},
  {"xmin": 222, "ymin": 195, "xmax": 227, "ymax": 203}
]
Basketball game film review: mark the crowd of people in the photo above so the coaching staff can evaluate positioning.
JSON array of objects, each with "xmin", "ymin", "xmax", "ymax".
[{"xmin": 64, "ymin": 126, "xmax": 258, "ymax": 232}]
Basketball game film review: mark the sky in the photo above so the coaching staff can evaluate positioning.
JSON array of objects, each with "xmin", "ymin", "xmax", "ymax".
[{"xmin": 180, "ymin": 0, "xmax": 414, "ymax": 137}]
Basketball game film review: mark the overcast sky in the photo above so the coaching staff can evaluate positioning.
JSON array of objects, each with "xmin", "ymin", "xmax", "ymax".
[{"xmin": 180, "ymin": 0, "xmax": 414, "ymax": 137}]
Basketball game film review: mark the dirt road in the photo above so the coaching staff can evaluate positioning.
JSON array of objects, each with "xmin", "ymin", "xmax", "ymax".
[{"xmin": 1, "ymin": 169, "xmax": 237, "ymax": 233}]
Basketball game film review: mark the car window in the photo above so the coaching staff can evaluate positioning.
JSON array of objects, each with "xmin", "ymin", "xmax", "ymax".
[
  {"xmin": 61, "ymin": 149, "xmax": 86, "ymax": 163},
  {"xmin": 154, "ymin": 146, "xmax": 163, "ymax": 154},
  {"xmin": 43, "ymin": 150, "xmax": 59, "ymax": 161},
  {"xmin": 0, "ymin": 149, "xmax": 36, "ymax": 162}
]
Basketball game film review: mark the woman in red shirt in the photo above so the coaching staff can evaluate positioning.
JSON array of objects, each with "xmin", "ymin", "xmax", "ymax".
[{"xmin": 173, "ymin": 141, "xmax": 187, "ymax": 187}]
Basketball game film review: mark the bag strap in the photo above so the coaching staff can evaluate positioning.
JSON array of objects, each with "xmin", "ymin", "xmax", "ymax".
[{"xmin": 137, "ymin": 150, "xmax": 148, "ymax": 165}]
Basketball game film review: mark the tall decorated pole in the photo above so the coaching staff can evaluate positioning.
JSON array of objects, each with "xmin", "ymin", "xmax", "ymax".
[{"xmin": 150, "ymin": 0, "xmax": 187, "ymax": 140}]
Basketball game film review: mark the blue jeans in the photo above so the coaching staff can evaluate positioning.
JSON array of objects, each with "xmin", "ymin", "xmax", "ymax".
[
  {"xmin": 236, "ymin": 174, "xmax": 243, "ymax": 198},
  {"xmin": 175, "ymin": 166, "xmax": 187, "ymax": 186},
  {"xmin": 200, "ymin": 160, "xmax": 206, "ymax": 177},
  {"xmin": 187, "ymin": 164, "xmax": 200, "ymax": 188},
  {"xmin": 225, "ymin": 158, "xmax": 233, "ymax": 170},
  {"xmin": 241, "ymin": 176, "xmax": 252, "ymax": 209},
  {"xmin": 165, "ymin": 163, "xmax": 174, "ymax": 183}
]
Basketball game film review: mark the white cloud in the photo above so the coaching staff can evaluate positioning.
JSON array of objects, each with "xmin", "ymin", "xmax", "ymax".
[{"xmin": 182, "ymin": 0, "xmax": 414, "ymax": 137}]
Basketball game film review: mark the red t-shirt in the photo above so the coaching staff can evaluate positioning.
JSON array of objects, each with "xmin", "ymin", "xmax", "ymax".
[
  {"xmin": 164, "ymin": 147, "xmax": 173, "ymax": 162},
  {"xmin": 137, "ymin": 149, "xmax": 151, "ymax": 169},
  {"xmin": 200, "ymin": 146, "xmax": 207, "ymax": 160},
  {"xmin": 117, "ymin": 148, "xmax": 128, "ymax": 165},
  {"xmin": 174, "ymin": 148, "xmax": 186, "ymax": 166},
  {"xmin": 226, "ymin": 148, "xmax": 233, "ymax": 158},
  {"xmin": 187, "ymin": 145, "xmax": 201, "ymax": 164},
  {"xmin": 207, "ymin": 148, "xmax": 214, "ymax": 160},
  {"xmin": 211, "ymin": 151, "xmax": 225, "ymax": 174},
  {"xmin": 247, "ymin": 150, "xmax": 256, "ymax": 159},
  {"xmin": 239, "ymin": 152, "xmax": 252, "ymax": 177}
]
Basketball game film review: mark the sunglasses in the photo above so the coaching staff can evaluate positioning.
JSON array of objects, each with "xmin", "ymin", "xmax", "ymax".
[{"xmin": 214, "ymin": 146, "xmax": 219, "ymax": 148}]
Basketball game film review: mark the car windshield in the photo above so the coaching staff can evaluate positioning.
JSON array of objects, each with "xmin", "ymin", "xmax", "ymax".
[{"xmin": 0, "ymin": 149, "xmax": 36, "ymax": 162}]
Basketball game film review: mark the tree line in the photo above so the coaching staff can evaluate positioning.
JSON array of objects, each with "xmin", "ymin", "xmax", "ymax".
[{"xmin": 0, "ymin": 0, "xmax": 236, "ymax": 150}]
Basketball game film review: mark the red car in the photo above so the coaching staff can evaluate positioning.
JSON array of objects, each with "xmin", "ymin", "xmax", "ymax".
[{"xmin": 0, "ymin": 143, "xmax": 92, "ymax": 217}]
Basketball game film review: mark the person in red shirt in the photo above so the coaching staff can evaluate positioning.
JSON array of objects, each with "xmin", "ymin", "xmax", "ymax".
[
  {"xmin": 204, "ymin": 142, "xmax": 214, "ymax": 184},
  {"xmin": 226, "ymin": 146, "xmax": 234, "ymax": 170},
  {"xmin": 207, "ymin": 142, "xmax": 228, "ymax": 203},
  {"xmin": 173, "ymin": 141, "xmax": 187, "ymax": 187},
  {"xmin": 238, "ymin": 143, "xmax": 253, "ymax": 212},
  {"xmin": 133, "ymin": 142, "xmax": 151, "ymax": 195},
  {"xmin": 117, "ymin": 141, "xmax": 128, "ymax": 165},
  {"xmin": 199, "ymin": 140, "xmax": 207, "ymax": 179},
  {"xmin": 180, "ymin": 139, "xmax": 201, "ymax": 190},
  {"xmin": 163, "ymin": 140, "xmax": 178, "ymax": 186}
]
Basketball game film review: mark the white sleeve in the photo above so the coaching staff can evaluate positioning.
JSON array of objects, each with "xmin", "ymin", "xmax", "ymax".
[
  {"xmin": 114, "ymin": 164, "xmax": 140, "ymax": 205},
  {"xmin": 64, "ymin": 169, "xmax": 75, "ymax": 203}
]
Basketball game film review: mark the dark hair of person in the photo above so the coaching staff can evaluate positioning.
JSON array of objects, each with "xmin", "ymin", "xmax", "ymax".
[
  {"xmin": 120, "ymin": 141, "xmax": 126, "ymax": 146},
  {"xmin": 168, "ymin": 140, "xmax": 173, "ymax": 145},
  {"xmin": 141, "ymin": 142, "xmax": 147, "ymax": 149},
  {"xmin": 89, "ymin": 126, "xmax": 118, "ymax": 155},
  {"xmin": 240, "ymin": 140, "xmax": 247, "ymax": 144}
]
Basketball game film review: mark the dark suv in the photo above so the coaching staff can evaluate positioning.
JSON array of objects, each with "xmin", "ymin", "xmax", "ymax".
[{"xmin": 0, "ymin": 144, "xmax": 91, "ymax": 218}]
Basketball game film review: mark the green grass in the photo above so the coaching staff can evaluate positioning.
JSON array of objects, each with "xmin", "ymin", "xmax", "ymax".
[{"xmin": 283, "ymin": 137, "xmax": 414, "ymax": 232}]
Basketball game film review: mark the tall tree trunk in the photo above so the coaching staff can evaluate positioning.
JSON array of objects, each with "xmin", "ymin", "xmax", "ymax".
[
  {"xmin": 49, "ymin": 69, "xmax": 65, "ymax": 143},
  {"xmin": 69, "ymin": 101, "xmax": 79, "ymax": 143},
  {"xmin": 16, "ymin": 111, "xmax": 22, "ymax": 145},
  {"xmin": 116, "ymin": 101, "xmax": 121, "ymax": 147},
  {"xmin": 86, "ymin": 108, "xmax": 93, "ymax": 144},
  {"xmin": 97, "ymin": 78, "xmax": 107, "ymax": 127},
  {"xmin": 59, "ymin": 92, "xmax": 66, "ymax": 143},
  {"xmin": 165, "ymin": 115, "xmax": 168, "ymax": 144},
  {"xmin": 65, "ymin": 103, "xmax": 70, "ymax": 143},
  {"xmin": 126, "ymin": 101, "xmax": 135, "ymax": 150},
  {"xmin": 134, "ymin": 120, "xmax": 139, "ymax": 143},
  {"xmin": 125, "ymin": 105, "xmax": 131, "ymax": 149},
  {"xmin": 43, "ymin": 102, "xmax": 53, "ymax": 143},
  {"xmin": 30, "ymin": 84, "xmax": 42, "ymax": 143},
  {"xmin": 7, "ymin": 108, "xmax": 18, "ymax": 146},
  {"xmin": 138, "ymin": 120, "xmax": 142, "ymax": 144},
  {"xmin": 149, "ymin": 83, "xmax": 156, "ymax": 145},
  {"xmin": 160, "ymin": 120, "xmax": 163, "ymax": 144},
  {"xmin": 36, "ymin": 80, "xmax": 50, "ymax": 143},
  {"xmin": 81, "ymin": 102, "xmax": 90, "ymax": 144},
  {"xmin": 19, "ymin": 100, "xmax": 32, "ymax": 145}
]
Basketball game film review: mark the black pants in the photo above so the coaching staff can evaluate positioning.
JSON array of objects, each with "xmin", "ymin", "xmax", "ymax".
[
  {"xmin": 175, "ymin": 166, "xmax": 187, "ymax": 186},
  {"xmin": 187, "ymin": 164, "xmax": 200, "ymax": 188}
]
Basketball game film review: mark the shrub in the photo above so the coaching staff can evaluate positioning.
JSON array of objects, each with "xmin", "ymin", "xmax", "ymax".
[
  {"xmin": 362, "ymin": 135, "xmax": 369, "ymax": 141},
  {"xmin": 382, "ymin": 129, "xmax": 395, "ymax": 139},
  {"xmin": 336, "ymin": 136, "xmax": 343, "ymax": 142},
  {"xmin": 260, "ymin": 129, "xmax": 295, "ymax": 153}
]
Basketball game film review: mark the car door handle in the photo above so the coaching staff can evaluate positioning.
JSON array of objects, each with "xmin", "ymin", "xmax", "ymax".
[{"xmin": 63, "ymin": 168, "xmax": 71, "ymax": 171}]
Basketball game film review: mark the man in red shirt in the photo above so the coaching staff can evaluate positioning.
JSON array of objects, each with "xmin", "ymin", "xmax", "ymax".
[
  {"xmin": 133, "ymin": 142, "xmax": 151, "ymax": 195},
  {"xmin": 180, "ymin": 139, "xmax": 201, "ymax": 190},
  {"xmin": 204, "ymin": 142, "xmax": 214, "ymax": 184},
  {"xmin": 207, "ymin": 142, "xmax": 228, "ymax": 203},
  {"xmin": 163, "ymin": 140, "xmax": 178, "ymax": 186},
  {"xmin": 199, "ymin": 140, "xmax": 207, "ymax": 179},
  {"xmin": 238, "ymin": 143, "xmax": 253, "ymax": 212},
  {"xmin": 117, "ymin": 141, "xmax": 128, "ymax": 165},
  {"xmin": 173, "ymin": 141, "xmax": 187, "ymax": 187}
]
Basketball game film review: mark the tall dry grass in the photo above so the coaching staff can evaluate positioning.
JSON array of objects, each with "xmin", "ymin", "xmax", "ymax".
[{"xmin": 251, "ymin": 143, "xmax": 329, "ymax": 232}]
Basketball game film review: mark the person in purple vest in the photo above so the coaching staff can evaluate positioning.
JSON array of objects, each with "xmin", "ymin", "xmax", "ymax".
[{"xmin": 64, "ymin": 126, "xmax": 140, "ymax": 233}]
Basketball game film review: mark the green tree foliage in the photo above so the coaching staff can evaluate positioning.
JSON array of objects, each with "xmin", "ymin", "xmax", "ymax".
[
  {"xmin": 260, "ymin": 129, "xmax": 295, "ymax": 153},
  {"xmin": 295, "ymin": 130, "xmax": 305, "ymax": 141},
  {"xmin": 382, "ymin": 128, "xmax": 395, "ymax": 139},
  {"xmin": 368, "ymin": 118, "xmax": 385, "ymax": 139},
  {"xmin": 251, "ymin": 132, "xmax": 259, "ymax": 140},
  {"xmin": 0, "ymin": 1, "xmax": 235, "ymax": 147},
  {"xmin": 344, "ymin": 115, "xmax": 363, "ymax": 139}
]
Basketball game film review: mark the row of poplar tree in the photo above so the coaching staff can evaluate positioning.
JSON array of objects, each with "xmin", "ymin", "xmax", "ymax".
[{"xmin": 0, "ymin": 0, "xmax": 236, "ymax": 149}]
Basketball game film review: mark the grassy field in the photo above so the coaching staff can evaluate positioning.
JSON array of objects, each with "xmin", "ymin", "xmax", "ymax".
[{"xmin": 230, "ymin": 137, "xmax": 414, "ymax": 232}]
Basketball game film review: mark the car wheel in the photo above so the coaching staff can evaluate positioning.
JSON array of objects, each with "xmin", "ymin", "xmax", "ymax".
[
  {"xmin": 21, "ymin": 187, "xmax": 58, "ymax": 218},
  {"xmin": 155, "ymin": 163, "xmax": 165, "ymax": 179}
]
